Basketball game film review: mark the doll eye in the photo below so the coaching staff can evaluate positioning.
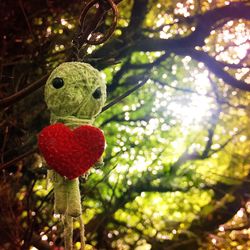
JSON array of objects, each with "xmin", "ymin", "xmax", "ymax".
[
  {"xmin": 52, "ymin": 77, "xmax": 64, "ymax": 89},
  {"xmin": 92, "ymin": 87, "xmax": 102, "ymax": 99}
]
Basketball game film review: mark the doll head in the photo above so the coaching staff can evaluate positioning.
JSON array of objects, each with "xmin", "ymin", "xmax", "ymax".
[{"xmin": 45, "ymin": 62, "xmax": 106, "ymax": 120}]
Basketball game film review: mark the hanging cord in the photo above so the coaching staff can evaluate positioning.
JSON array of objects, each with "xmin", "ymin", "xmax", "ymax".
[
  {"xmin": 63, "ymin": 215, "xmax": 73, "ymax": 250},
  {"xmin": 63, "ymin": 215, "xmax": 85, "ymax": 250},
  {"xmin": 79, "ymin": 216, "xmax": 86, "ymax": 250}
]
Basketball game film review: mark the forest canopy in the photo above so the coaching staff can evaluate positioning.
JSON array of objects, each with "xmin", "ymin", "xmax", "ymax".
[{"xmin": 0, "ymin": 0, "xmax": 250, "ymax": 249}]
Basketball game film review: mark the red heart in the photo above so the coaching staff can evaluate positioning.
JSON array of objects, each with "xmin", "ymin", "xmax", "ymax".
[{"xmin": 38, "ymin": 123, "xmax": 105, "ymax": 179}]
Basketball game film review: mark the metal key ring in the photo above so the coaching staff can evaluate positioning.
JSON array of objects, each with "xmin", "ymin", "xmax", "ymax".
[{"xmin": 79, "ymin": 0, "xmax": 118, "ymax": 45}]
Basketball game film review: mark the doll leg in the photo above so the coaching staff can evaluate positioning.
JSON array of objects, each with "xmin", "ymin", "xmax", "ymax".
[
  {"xmin": 53, "ymin": 172, "xmax": 67, "ymax": 214},
  {"xmin": 65, "ymin": 177, "xmax": 82, "ymax": 217},
  {"xmin": 53, "ymin": 172, "xmax": 82, "ymax": 217}
]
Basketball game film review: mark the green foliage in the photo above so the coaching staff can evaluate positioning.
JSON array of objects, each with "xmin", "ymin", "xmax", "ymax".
[{"xmin": 1, "ymin": 0, "xmax": 250, "ymax": 249}]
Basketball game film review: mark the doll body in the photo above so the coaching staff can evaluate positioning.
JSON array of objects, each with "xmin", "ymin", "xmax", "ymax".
[
  {"xmin": 39, "ymin": 62, "xmax": 106, "ymax": 249},
  {"xmin": 43, "ymin": 62, "xmax": 106, "ymax": 217}
]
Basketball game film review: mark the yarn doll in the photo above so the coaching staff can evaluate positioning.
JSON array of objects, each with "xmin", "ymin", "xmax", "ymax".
[{"xmin": 38, "ymin": 62, "xmax": 106, "ymax": 249}]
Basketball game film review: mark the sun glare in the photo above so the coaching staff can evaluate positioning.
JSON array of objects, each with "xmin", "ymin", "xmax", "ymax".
[
  {"xmin": 168, "ymin": 93, "xmax": 212, "ymax": 126},
  {"xmin": 155, "ymin": 69, "xmax": 213, "ymax": 128}
]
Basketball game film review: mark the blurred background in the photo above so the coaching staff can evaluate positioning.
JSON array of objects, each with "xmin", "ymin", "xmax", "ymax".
[{"xmin": 0, "ymin": 0, "xmax": 250, "ymax": 249}]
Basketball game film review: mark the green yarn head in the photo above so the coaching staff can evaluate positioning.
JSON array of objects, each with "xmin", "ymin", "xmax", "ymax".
[{"xmin": 45, "ymin": 62, "xmax": 106, "ymax": 121}]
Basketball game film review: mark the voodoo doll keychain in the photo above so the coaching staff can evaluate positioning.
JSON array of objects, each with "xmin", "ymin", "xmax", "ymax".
[{"xmin": 38, "ymin": 62, "xmax": 106, "ymax": 249}]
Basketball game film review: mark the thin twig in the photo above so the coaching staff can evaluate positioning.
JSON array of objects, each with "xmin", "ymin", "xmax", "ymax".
[
  {"xmin": 0, "ymin": 73, "xmax": 50, "ymax": 109},
  {"xmin": 101, "ymin": 78, "xmax": 149, "ymax": 112},
  {"xmin": 18, "ymin": 0, "xmax": 35, "ymax": 39},
  {"xmin": 0, "ymin": 148, "xmax": 37, "ymax": 170}
]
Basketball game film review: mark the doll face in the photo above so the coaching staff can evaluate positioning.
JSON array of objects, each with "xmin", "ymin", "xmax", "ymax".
[{"xmin": 45, "ymin": 62, "xmax": 106, "ymax": 118}]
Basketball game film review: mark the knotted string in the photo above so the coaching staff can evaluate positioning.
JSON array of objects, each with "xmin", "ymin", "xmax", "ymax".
[{"xmin": 50, "ymin": 114, "xmax": 94, "ymax": 127}]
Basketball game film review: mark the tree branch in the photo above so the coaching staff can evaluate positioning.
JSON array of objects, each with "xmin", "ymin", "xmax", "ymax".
[
  {"xmin": 176, "ymin": 49, "xmax": 250, "ymax": 91},
  {"xmin": 190, "ymin": 172, "xmax": 250, "ymax": 233},
  {"xmin": 133, "ymin": 2, "xmax": 250, "ymax": 52},
  {"xmin": 127, "ymin": 0, "xmax": 150, "ymax": 31},
  {"xmin": 108, "ymin": 52, "xmax": 170, "ymax": 93},
  {"xmin": 0, "ymin": 73, "xmax": 49, "ymax": 109}
]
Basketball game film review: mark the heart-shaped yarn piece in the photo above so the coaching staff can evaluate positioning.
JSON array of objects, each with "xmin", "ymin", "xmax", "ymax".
[{"xmin": 38, "ymin": 123, "xmax": 105, "ymax": 179}]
